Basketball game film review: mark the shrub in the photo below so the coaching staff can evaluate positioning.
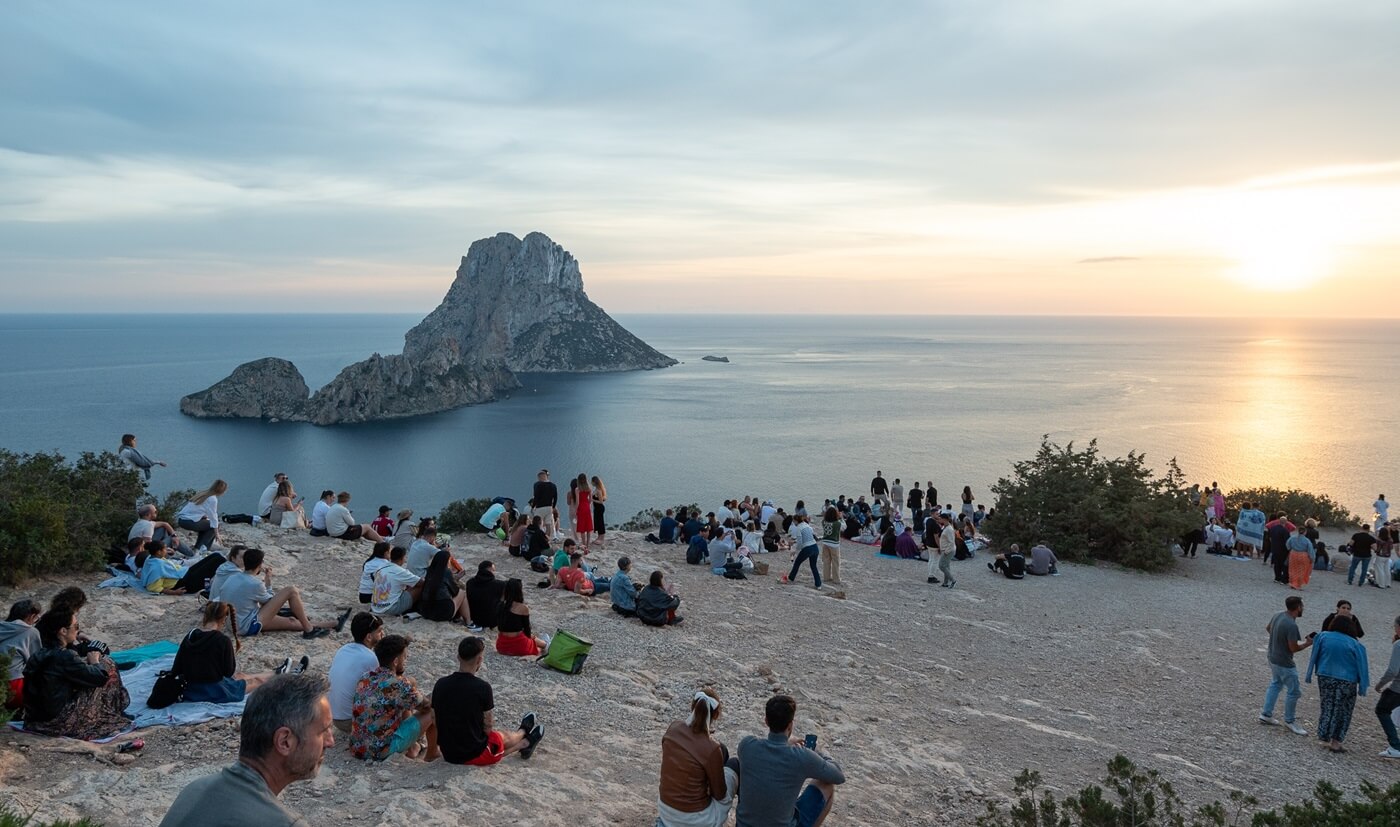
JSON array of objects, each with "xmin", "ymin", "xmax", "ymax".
[
  {"xmin": 983, "ymin": 438, "xmax": 1200, "ymax": 572},
  {"xmin": 157, "ymin": 488, "xmax": 199, "ymax": 523},
  {"xmin": 1225, "ymin": 486, "xmax": 1358, "ymax": 529},
  {"xmin": 437, "ymin": 497, "xmax": 496, "ymax": 534},
  {"xmin": 0, "ymin": 450, "xmax": 147, "ymax": 585},
  {"xmin": 977, "ymin": 754, "xmax": 1400, "ymax": 827},
  {"xmin": 0, "ymin": 804, "xmax": 103, "ymax": 827},
  {"xmin": 620, "ymin": 504, "xmax": 701, "ymax": 532}
]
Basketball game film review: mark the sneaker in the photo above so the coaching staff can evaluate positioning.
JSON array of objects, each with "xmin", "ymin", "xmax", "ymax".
[
  {"xmin": 301, "ymin": 627, "xmax": 330, "ymax": 640},
  {"xmin": 467, "ymin": 624, "xmax": 484, "ymax": 633},
  {"xmin": 273, "ymin": 657, "xmax": 292, "ymax": 675},
  {"xmin": 1378, "ymin": 747, "xmax": 1400, "ymax": 758},
  {"xmin": 520, "ymin": 724, "xmax": 544, "ymax": 759},
  {"xmin": 987, "ymin": 562, "xmax": 995, "ymax": 572},
  {"xmin": 519, "ymin": 711, "xmax": 537, "ymax": 734},
  {"xmin": 290, "ymin": 655, "xmax": 310, "ymax": 674},
  {"xmin": 1285, "ymin": 721, "xmax": 1308, "ymax": 736},
  {"xmin": 1258, "ymin": 715, "xmax": 1278, "ymax": 726},
  {"xmin": 334, "ymin": 607, "xmax": 353, "ymax": 633},
  {"xmin": 927, "ymin": 576, "xmax": 939, "ymax": 584}
]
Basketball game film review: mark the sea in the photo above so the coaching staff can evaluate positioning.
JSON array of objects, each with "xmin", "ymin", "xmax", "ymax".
[{"xmin": 1, "ymin": 314, "xmax": 1395, "ymax": 528}]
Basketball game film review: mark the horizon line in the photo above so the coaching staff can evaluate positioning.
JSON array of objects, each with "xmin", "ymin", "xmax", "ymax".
[{"xmin": 2, "ymin": 310, "xmax": 1399, "ymax": 321}]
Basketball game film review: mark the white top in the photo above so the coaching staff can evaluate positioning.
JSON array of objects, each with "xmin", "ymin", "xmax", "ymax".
[
  {"xmin": 257, "ymin": 482, "xmax": 280, "ymax": 517},
  {"xmin": 716, "ymin": 505, "xmax": 733, "ymax": 524},
  {"xmin": 175, "ymin": 496, "xmax": 219, "ymax": 529},
  {"xmin": 359, "ymin": 557, "xmax": 392, "ymax": 595},
  {"xmin": 327, "ymin": 642, "xmax": 380, "ymax": 722},
  {"xmin": 789, "ymin": 521, "xmax": 816, "ymax": 549},
  {"xmin": 1377, "ymin": 499, "xmax": 1390, "ymax": 524},
  {"xmin": 371, "ymin": 564, "xmax": 420, "ymax": 614},
  {"xmin": 759, "ymin": 505, "xmax": 777, "ymax": 528},
  {"xmin": 310, "ymin": 499, "xmax": 331, "ymax": 531},
  {"xmin": 128, "ymin": 519, "xmax": 155, "ymax": 541},
  {"xmin": 326, "ymin": 503, "xmax": 355, "ymax": 538}
]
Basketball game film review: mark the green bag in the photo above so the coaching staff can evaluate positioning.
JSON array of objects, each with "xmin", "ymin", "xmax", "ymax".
[{"xmin": 538, "ymin": 628, "xmax": 593, "ymax": 675}]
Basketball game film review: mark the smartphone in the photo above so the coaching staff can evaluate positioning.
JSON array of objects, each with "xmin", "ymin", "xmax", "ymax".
[{"xmin": 804, "ymin": 734, "xmax": 817, "ymax": 750}]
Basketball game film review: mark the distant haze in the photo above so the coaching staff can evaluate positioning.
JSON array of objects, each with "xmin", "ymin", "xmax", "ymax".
[{"xmin": 2, "ymin": 2, "xmax": 1398, "ymax": 317}]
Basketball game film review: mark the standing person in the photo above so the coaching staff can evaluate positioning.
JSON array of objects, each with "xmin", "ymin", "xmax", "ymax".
[
  {"xmin": 172, "ymin": 601, "xmax": 281, "ymax": 704},
  {"xmin": 176, "ymin": 479, "xmax": 227, "ymax": 551},
  {"xmin": 118, "ymin": 433, "xmax": 166, "ymax": 480},
  {"xmin": 1376, "ymin": 495, "xmax": 1390, "ymax": 532},
  {"xmin": 657, "ymin": 688, "xmax": 737, "ymax": 827},
  {"xmin": 1374, "ymin": 614, "xmax": 1400, "ymax": 759},
  {"xmin": 781, "ymin": 514, "xmax": 822, "ymax": 589},
  {"xmin": 1267, "ymin": 514, "xmax": 1295, "ymax": 585},
  {"xmin": 350, "ymin": 635, "xmax": 437, "ymax": 762},
  {"xmin": 531, "ymin": 469, "xmax": 559, "ymax": 540},
  {"xmin": 735, "ymin": 694, "xmax": 845, "ymax": 827},
  {"xmin": 1287, "ymin": 522, "xmax": 1316, "ymax": 589},
  {"xmin": 432, "ymin": 636, "xmax": 543, "ymax": 765},
  {"xmin": 907, "ymin": 484, "xmax": 924, "ymax": 529},
  {"xmin": 1348, "ymin": 525, "xmax": 1377, "ymax": 587},
  {"xmin": 819, "ymin": 506, "xmax": 842, "ymax": 586},
  {"xmin": 591, "ymin": 475, "xmax": 608, "ymax": 548},
  {"xmin": 961, "ymin": 486, "xmax": 976, "ymax": 522},
  {"xmin": 889, "ymin": 479, "xmax": 904, "ymax": 519},
  {"xmin": 328, "ymin": 613, "xmax": 384, "ymax": 733},
  {"xmin": 869, "ymin": 471, "xmax": 888, "ymax": 507},
  {"xmin": 1259, "ymin": 595, "xmax": 1314, "ymax": 736},
  {"xmin": 158, "ymin": 673, "xmax": 334, "ymax": 827},
  {"xmin": 1210, "ymin": 483, "xmax": 1226, "ymax": 522},
  {"xmin": 257, "ymin": 473, "xmax": 287, "ymax": 520},
  {"xmin": 1304, "ymin": 616, "xmax": 1368, "ymax": 753},
  {"xmin": 565, "ymin": 478, "xmax": 578, "ymax": 541},
  {"xmin": 1236, "ymin": 501, "xmax": 1267, "ymax": 557},
  {"xmin": 574, "ymin": 474, "xmax": 595, "ymax": 551},
  {"xmin": 308, "ymin": 490, "xmax": 335, "ymax": 538},
  {"xmin": 933, "ymin": 514, "xmax": 957, "ymax": 588}
]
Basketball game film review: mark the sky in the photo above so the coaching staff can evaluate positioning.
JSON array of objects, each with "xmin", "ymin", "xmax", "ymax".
[{"xmin": 2, "ymin": 1, "xmax": 1398, "ymax": 316}]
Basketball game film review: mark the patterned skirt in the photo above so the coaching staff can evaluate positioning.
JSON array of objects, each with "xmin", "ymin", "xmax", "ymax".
[
  {"xmin": 25, "ymin": 657, "xmax": 133, "ymax": 741},
  {"xmin": 1316, "ymin": 674, "xmax": 1358, "ymax": 743}
]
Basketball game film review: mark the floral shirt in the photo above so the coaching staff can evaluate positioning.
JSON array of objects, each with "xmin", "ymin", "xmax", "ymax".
[{"xmin": 350, "ymin": 666, "xmax": 421, "ymax": 760}]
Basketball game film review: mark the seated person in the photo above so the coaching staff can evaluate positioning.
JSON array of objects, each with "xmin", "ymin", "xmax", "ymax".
[
  {"xmin": 506, "ymin": 515, "xmax": 530, "ymax": 557},
  {"xmin": 22, "ymin": 608, "xmax": 132, "ymax": 740},
  {"xmin": 658, "ymin": 688, "xmax": 737, "ymax": 827},
  {"xmin": 350, "ymin": 635, "xmax": 437, "ymax": 761},
  {"xmin": 465, "ymin": 560, "xmax": 506, "ymax": 630},
  {"xmin": 611, "ymin": 557, "xmax": 640, "ymax": 618},
  {"xmin": 524, "ymin": 516, "xmax": 552, "ymax": 558},
  {"xmin": 418, "ymin": 549, "xmax": 468, "ymax": 623},
  {"xmin": 207, "ymin": 545, "xmax": 245, "ymax": 601},
  {"xmin": 1, "ymin": 598, "xmax": 42, "ymax": 710},
  {"xmin": 648, "ymin": 509, "xmax": 680, "ymax": 544},
  {"xmin": 1027, "ymin": 542, "xmax": 1059, "ymax": 576},
  {"xmin": 841, "ymin": 515, "xmax": 862, "ymax": 540},
  {"xmin": 687, "ymin": 529, "xmax": 711, "ymax": 566},
  {"xmin": 129, "ymin": 504, "xmax": 192, "ymax": 557},
  {"xmin": 170, "ymin": 601, "xmax": 281, "ymax": 704},
  {"xmin": 988, "ymin": 544, "xmax": 1027, "ymax": 579},
  {"xmin": 370, "ymin": 506, "xmax": 395, "ymax": 539},
  {"xmin": 559, "ymin": 553, "xmax": 610, "ymax": 595},
  {"xmin": 359, "ymin": 542, "xmax": 392, "ymax": 605},
  {"xmin": 48, "ymin": 587, "xmax": 109, "ymax": 658},
  {"xmin": 139, "ymin": 541, "xmax": 227, "ymax": 595},
  {"xmin": 268, "ymin": 480, "xmax": 307, "ymax": 530},
  {"xmin": 708, "ymin": 528, "xmax": 737, "ymax": 561},
  {"xmin": 681, "ymin": 511, "xmax": 704, "ymax": 544},
  {"xmin": 370, "ymin": 546, "xmax": 423, "ymax": 617},
  {"xmin": 390, "ymin": 510, "xmax": 418, "ymax": 551},
  {"xmin": 329, "ymin": 613, "xmax": 385, "ymax": 732},
  {"xmin": 878, "ymin": 525, "xmax": 897, "ymax": 557},
  {"xmin": 308, "ymin": 490, "xmax": 336, "ymax": 537},
  {"xmin": 432, "ymin": 636, "xmax": 543, "ymax": 765},
  {"xmin": 638, "ymin": 571, "xmax": 683, "ymax": 627},
  {"xmin": 325, "ymin": 492, "xmax": 384, "ymax": 543},
  {"xmin": 736, "ymin": 694, "xmax": 845, "ymax": 827},
  {"xmin": 222, "ymin": 548, "xmax": 348, "ymax": 638},
  {"xmin": 895, "ymin": 527, "xmax": 923, "ymax": 560},
  {"xmin": 548, "ymin": 540, "xmax": 577, "ymax": 588},
  {"xmin": 496, "ymin": 578, "xmax": 550, "ymax": 656}
]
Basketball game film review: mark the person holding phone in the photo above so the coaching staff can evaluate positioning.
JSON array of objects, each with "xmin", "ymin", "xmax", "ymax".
[
  {"xmin": 736, "ymin": 694, "xmax": 845, "ymax": 827},
  {"xmin": 1259, "ymin": 595, "xmax": 1315, "ymax": 736}
]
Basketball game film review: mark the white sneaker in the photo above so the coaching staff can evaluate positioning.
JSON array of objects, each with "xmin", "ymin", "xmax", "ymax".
[
  {"xmin": 1380, "ymin": 747, "xmax": 1400, "ymax": 759},
  {"xmin": 1258, "ymin": 715, "xmax": 1278, "ymax": 726},
  {"xmin": 1285, "ymin": 722, "xmax": 1308, "ymax": 736}
]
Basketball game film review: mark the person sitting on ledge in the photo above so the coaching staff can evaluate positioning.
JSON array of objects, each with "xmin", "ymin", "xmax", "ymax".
[
  {"xmin": 175, "ymin": 479, "xmax": 227, "ymax": 551},
  {"xmin": 988, "ymin": 544, "xmax": 1027, "ymax": 579},
  {"xmin": 130, "ymin": 503, "xmax": 193, "ymax": 557},
  {"xmin": 268, "ymin": 480, "xmax": 307, "ymax": 530},
  {"xmin": 611, "ymin": 557, "xmax": 640, "ymax": 618},
  {"xmin": 1027, "ymin": 541, "xmax": 1059, "ymax": 576},
  {"xmin": 735, "ymin": 694, "xmax": 845, "ymax": 827},
  {"xmin": 559, "ymin": 553, "xmax": 610, "ymax": 595},
  {"xmin": 681, "ymin": 510, "xmax": 704, "ymax": 544},
  {"xmin": 647, "ymin": 509, "xmax": 680, "ymax": 544},
  {"xmin": 687, "ymin": 527, "xmax": 711, "ymax": 566},
  {"xmin": 418, "ymin": 549, "xmax": 468, "ymax": 623},
  {"xmin": 658, "ymin": 687, "xmax": 737, "ymax": 827},
  {"xmin": 895, "ymin": 526, "xmax": 923, "ymax": 560},
  {"xmin": 1, "ymin": 598, "xmax": 42, "ymax": 712},
  {"xmin": 638, "ymin": 571, "xmax": 683, "ymax": 627},
  {"xmin": 350, "ymin": 635, "xmax": 438, "ymax": 762},
  {"xmin": 208, "ymin": 545, "xmax": 245, "ymax": 601},
  {"xmin": 325, "ymin": 491, "xmax": 383, "ymax": 543},
  {"xmin": 308, "ymin": 490, "xmax": 335, "ymax": 537},
  {"xmin": 224, "ymin": 548, "xmax": 349, "ymax": 639},
  {"xmin": 465, "ymin": 560, "xmax": 506, "ymax": 631},
  {"xmin": 22, "ymin": 608, "xmax": 132, "ymax": 740},
  {"xmin": 496, "ymin": 578, "xmax": 550, "ymax": 656},
  {"xmin": 370, "ymin": 546, "xmax": 423, "ymax": 617},
  {"xmin": 139, "ymin": 540, "xmax": 227, "ymax": 596},
  {"xmin": 432, "ymin": 636, "xmax": 543, "ymax": 766},
  {"xmin": 329, "ymin": 612, "xmax": 385, "ymax": 734},
  {"xmin": 173, "ymin": 601, "xmax": 285, "ymax": 704}
]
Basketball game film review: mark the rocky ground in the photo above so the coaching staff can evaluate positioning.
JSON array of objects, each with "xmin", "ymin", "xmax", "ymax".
[{"xmin": 2, "ymin": 524, "xmax": 1397, "ymax": 826}]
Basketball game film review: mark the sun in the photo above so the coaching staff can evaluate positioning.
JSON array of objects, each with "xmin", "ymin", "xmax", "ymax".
[
  {"xmin": 1216, "ymin": 191, "xmax": 1347, "ymax": 291},
  {"xmin": 1225, "ymin": 235, "xmax": 1335, "ymax": 291}
]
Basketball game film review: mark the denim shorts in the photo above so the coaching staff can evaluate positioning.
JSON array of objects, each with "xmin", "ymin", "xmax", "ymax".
[{"xmin": 794, "ymin": 785, "xmax": 828, "ymax": 827}]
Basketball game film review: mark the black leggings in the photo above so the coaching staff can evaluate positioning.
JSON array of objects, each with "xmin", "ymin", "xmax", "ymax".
[
  {"xmin": 593, "ymin": 501, "xmax": 606, "ymax": 535},
  {"xmin": 175, "ymin": 553, "xmax": 226, "ymax": 593},
  {"xmin": 178, "ymin": 518, "xmax": 217, "ymax": 550}
]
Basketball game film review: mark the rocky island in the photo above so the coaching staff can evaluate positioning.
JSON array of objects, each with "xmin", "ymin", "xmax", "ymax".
[{"xmin": 180, "ymin": 232, "xmax": 676, "ymax": 425}]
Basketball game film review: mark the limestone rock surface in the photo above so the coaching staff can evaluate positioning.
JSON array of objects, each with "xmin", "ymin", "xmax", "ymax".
[{"xmin": 179, "ymin": 357, "xmax": 311, "ymax": 421}]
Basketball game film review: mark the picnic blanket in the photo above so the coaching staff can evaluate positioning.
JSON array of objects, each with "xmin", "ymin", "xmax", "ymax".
[
  {"xmin": 111, "ymin": 640, "xmax": 180, "ymax": 669},
  {"xmin": 121, "ymin": 654, "xmax": 247, "ymax": 728},
  {"xmin": 98, "ymin": 568, "xmax": 158, "ymax": 595}
]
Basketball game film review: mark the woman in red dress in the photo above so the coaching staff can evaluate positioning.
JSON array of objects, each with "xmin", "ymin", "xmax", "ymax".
[{"xmin": 574, "ymin": 473, "xmax": 594, "ymax": 551}]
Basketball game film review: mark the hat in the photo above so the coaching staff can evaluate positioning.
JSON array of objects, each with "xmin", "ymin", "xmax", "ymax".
[{"xmin": 397, "ymin": 508, "xmax": 414, "ymax": 520}]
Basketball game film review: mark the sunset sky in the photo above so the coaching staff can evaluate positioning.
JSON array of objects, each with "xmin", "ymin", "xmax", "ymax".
[{"xmin": 3, "ymin": 1, "xmax": 1398, "ymax": 316}]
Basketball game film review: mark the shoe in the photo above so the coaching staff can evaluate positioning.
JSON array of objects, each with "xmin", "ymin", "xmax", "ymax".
[
  {"xmin": 519, "ymin": 711, "xmax": 537, "ymax": 734},
  {"xmin": 539, "ymin": 633, "xmax": 552, "ymax": 648},
  {"xmin": 520, "ymin": 724, "xmax": 544, "ymax": 759},
  {"xmin": 466, "ymin": 624, "xmax": 484, "ymax": 633},
  {"xmin": 273, "ymin": 657, "xmax": 292, "ymax": 674},
  {"xmin": 1378, "ymin": 747, "xmax": 1400, "ymax": 758},
  {"xmin": 947, "ymin": 580, "xmax": 956, "ymax": 589},
  {"xmin": 334, "ymin": 607, "xmax": 353, "ymax": 633},
  {"xmin": 779, "ymin": 575, "xmax": 790, "ymax": 584},
  {"xmin": 301, "ymin": 627, "xmax": 330, "ymax": 640},
  {"xmin": 987, "ymin": 562, "xmax": 995, "ymax": 572},
  {"xmin": 1285, "ymin": 722, "xmax": 1308, "ymax": 736},
  {"xmin": 1258, "ymin": 715, "xmax": 1278, "ymax": 726},
  {"xmin": 927, "ymin": 576, "xmax": 939, "ymax": 584},
  {"xmin": 292, "ymin": 655, "xmax": 310, "ymax": 674}
]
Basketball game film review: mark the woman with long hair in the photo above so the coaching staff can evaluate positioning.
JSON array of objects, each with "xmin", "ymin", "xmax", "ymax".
[
  {"xmin": 961, "ymin": 486, "xmax": 975, "ymax": 522},
  {"xmin": 575, "ymin": 474, "xmax": 595, "ymax": 551},
  {"xmin": 565, "ymin": 478, "xmax": 578, "ymax": 541},
  {"xmin": 176, "ymin": 479, "xmax": 228, "ymax": 551},
  {"xmin": 359, "ymin": 541, "xmax": 393, "ymax": 605},
  {"xmin": 22, "ymin": 609, "xmax": 131, "ymax": 739},
  {"xmin": 657, "ymin": 687, "xmax": 737, "ymax": 827},
  {"xmin": 268, "ymin": 479, "xmax": 306, "ymax": 529},
  {"xmin": 173, "ymin": 601, "xmax": 281, "ymax": 704},
  {"xmin": 419, "ymin": 549, "xmax": 467, "ymax": 623},
  {"xmin": 495, "ymin": 578, "xmax": 548, "ymax": 656},
  {"xmin": 591, "ymin": 475, "xmax": 608, "ymax": 548},
  {"xmin": 1288, "ymin": 520, "xmax": 1318, "ymax": 589}
]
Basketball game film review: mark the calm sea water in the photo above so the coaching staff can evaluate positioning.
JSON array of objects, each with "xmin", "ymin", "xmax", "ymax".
[{"xmin": 1, "ymin": 314, "xmax": 1395, "ymax": 526}]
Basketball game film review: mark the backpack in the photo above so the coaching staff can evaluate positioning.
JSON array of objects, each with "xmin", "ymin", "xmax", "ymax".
[{"xmin": 539, "ymin": 629, "xmax": 593, "ymax": 675}]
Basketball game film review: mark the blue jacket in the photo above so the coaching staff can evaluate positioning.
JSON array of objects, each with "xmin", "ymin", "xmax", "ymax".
[{"xmin": 1305, "ymin": 630, "xmax": 1369, "ymax": 693}]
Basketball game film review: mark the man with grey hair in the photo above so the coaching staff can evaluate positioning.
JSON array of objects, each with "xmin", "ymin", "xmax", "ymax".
[
  {"xmin": 160, "ymin": 673, "xmax": 334, "ymax": 826},
  {"xmin": 129, "ymin": 504, "xmax": 192, "ymax": 557}
]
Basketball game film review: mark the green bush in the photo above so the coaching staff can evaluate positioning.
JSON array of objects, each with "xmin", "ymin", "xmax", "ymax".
[
  {"xmin": 157, "ymin": 487, "xmax": 199, "ymax": 523},
  {"xmin": 620, "ymin": 504, "xmax": 700, "ymax": 532},
  {"xmin": 1225, "ymin": 486, "xmax": 1359, "ymax": 529},
  {"xmin": 0, "ymin": 450, "xmax": 147, "ymax": 585},
  {"xmin": 437, "ymin": 497, "xmax": 496, "ymax": 534},
  {"xmin": 0, "ymin": 804, "xmax": 103, "ymax": 827},
  {"xmin": 978, "ymin": 754, "xmax": 1400, "ymax": 827},
  {"xmin": 984, "ymin": 438, "xmax": 1200, "ymax": 572}
]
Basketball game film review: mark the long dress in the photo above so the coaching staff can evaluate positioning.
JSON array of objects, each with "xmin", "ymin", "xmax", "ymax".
[
  {"xmin": 576, "ymin": 488, "xmax": 595, "ymax": 534},
  {"xmin": 25, "ymin": 654, "xmax": 132, "ymax": 740}
]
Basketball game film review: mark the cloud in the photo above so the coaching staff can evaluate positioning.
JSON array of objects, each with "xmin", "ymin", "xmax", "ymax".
[{"xmin": 1078, "ymin": 257, "xmax": 1142, "ymax": 264}]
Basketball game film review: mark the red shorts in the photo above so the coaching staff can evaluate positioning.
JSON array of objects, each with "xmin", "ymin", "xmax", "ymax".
[
  {"xmin": 496, "ymin": 633, "xmax": 540, "ymax": 657},
  {"xmin": 464, "ymin": 730, "xmax": 506, "ymax": 766},
  {"xmin": 5, "ymin": 678, "xmax": 21, "ymax": 709}
]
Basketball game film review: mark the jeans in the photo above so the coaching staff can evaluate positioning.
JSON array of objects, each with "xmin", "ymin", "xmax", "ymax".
[
  {"xmin": 1262, "ymin": 663, "xmax": 1301, "ymax": 723},
  {"xmin": 788, "ymin": 544, "xmax": 821, "ymax": 588},
  {"xmin": 177, "ymin": 517, "xmax": 217, "ymax": 550},
  {"xmin": 1377, "ymin": 690, "xmax": 1400, "ymax": 749},
  {"xmin": 1347, "ymin": 555, "xmax": 1370, "ymax": 585}
]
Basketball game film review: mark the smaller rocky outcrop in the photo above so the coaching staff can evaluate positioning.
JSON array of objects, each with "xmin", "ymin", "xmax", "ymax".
[
  {"xmin": 701, "ymin": 355, "xmax": 730, "ymax": 363},
  {"xmin": 179, "ymin": 358, "xmax": 311, "ymax": 421}
]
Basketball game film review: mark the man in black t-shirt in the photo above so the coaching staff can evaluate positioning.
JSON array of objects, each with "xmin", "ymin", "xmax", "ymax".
[
  {"xmin": 531, "ymin": 470, "xmax": 559, "ymax": 539},
  {"xmin": 1347, "ymin": 525, "xmax": 1376, "ymax": 586},
  {"xmin": 870, "ymin": 471, "xmax": 888, "ymax": 504},
  {"xmin": 433, "ymin": 636, "xmax": 543, "ymax": 765}
]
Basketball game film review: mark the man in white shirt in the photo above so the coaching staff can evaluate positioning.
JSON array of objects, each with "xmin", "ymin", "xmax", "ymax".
[
  {"xmin": 328, "ymin": 613, "xmax": 385, "ymax": 732},
  {"xmin": 372, "ymin": 546, "xmax": 423, "ymax": 616},
  {"xmin": 129, "ymin": 504, "xmax": 192, "ymax": 557},
  {"xmin": 257, "ymin": 473, "xmax": 288, "ymax": 519},
  {"xmin": 1377, "ymin": 495, "xmax": 1390, "ymax": 530},
  {"xmin": 309, "ymin": 490, "xmax": 335, "ymax": 537},
  {"xmin": 221, "ymin": 548, "xmax": 347, "ymax": 639},
  {"xmin": 325, "ymin": 491, "xmax": 383, "ymax": 543},
  {"xmin": 889, "ymin": 479, "xmax": 905, "ymax": 519}
]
